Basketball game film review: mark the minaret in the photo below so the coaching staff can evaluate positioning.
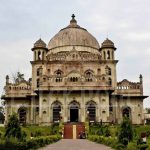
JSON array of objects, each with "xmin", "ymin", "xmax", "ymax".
[
  {"xmin": 139, "ymin": 74, "xmax": 143, "ymax": 95},
  {"xmin": 31, "ymin": 38, "xmax": 48, "ymax": 61},
  {"xmin": 100, "ymin": 38, "xmax": 116, "ymax": 60},
  {"xmin": 6, "ymin": 75, "xmax": 9, "ymax": 84}
]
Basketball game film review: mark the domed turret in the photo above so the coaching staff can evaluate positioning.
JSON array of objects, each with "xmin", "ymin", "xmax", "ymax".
[
  {"xmin": 31, "ymin": 38, "xmax": 48, "ymax": 61},
  {"xmin": 47, "ymin": 14, "xmax": 100, "ymax": 54},
  {"xmin": 101, "ymin": 38, "xmax": 116, "ymax": 50},
  {"xmin": 33, "ymin": 38, "xmax": 47, "ymax": 48},
  {"xmin": 100, "ymin": 38, "xmax": 116, "ymax": 60}
]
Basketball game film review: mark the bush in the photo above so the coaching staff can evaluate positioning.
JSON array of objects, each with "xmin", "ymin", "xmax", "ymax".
[
  {"xmin": 88, "ymin": 135, "xmax": 117, "ymax": 149},
  {"xmin": 118, "ymin": 117, "xmax": 133, "ymax": 146},
  {"xmin": 5, "ymin": 113, "xmax": 26, "ymax": 141},
  {"xmin": 89, "ymin": 124, "xmax": 110, "ymax": 136},
  {"xmin": 0, "ymin": 135, "xmax": 61, "ymax": 150},
  {"xmin": 127, "ymin": 142, "xmax": 138, "ymax": 150}
]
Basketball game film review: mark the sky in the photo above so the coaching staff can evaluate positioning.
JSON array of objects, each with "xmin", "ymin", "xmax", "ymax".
[{"xmin": 0, "ymin": 0, "xmax": 150, "ymax": 107}]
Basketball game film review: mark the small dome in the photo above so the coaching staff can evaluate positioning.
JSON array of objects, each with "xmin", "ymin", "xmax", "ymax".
[
  {"xmin": 48, "ymin": 14, "xmax": 100, "ymax": 51},
  {"xmin": 101, "ymin": 38, "xmax": 116, "ymax": 49},
  {"xmin": 34, "ymin": 38, "xmax": 46, "ymax": 48}
]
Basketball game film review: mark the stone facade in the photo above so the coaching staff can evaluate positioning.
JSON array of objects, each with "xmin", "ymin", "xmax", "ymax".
[{"xmin": 2, "ymin": 15, "xmax": 148, "ymax": 125}]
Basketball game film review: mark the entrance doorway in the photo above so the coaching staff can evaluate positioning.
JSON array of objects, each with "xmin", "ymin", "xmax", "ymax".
[
  {"xmin": 70, "ymin": 108, "xmax": 78, "ymax": 122},
  {"xmin": 69, "ymin": 100, "xmax": 80, "ymax": 122}
]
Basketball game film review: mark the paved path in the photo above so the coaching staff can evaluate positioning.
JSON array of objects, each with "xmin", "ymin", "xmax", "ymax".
[{"xmin": 39, "ymin": 139, "xmax": 113, "ymax": 150}]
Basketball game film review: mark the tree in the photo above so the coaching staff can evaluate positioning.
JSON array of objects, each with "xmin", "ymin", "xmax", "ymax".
[
  {"xmin": 12, "ymin": 72, "xmax": 25, "ymax": 83},
  {"xmin": 118, "ymin": 117, "xmax": 133, "ymax": 146},
  {"xmin": 5, "ymin": 113, "xmax": 22, "ymax": 140}
]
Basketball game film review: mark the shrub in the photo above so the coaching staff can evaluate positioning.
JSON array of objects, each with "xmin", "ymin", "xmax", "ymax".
[
  {"xmin": 5, "ymin": 113, "xmax": 26, "ymax": 141},
  {"xmin": 118, "ymin": 117, "xmax": 133, "ymax": 146},
  {"xmin": 88, "ymin": 135, "xmax": 117, "ymax": 149},
  {"xmin": 127, "ymin": 142, "xmax": 138, "ymax": 150},
  {"xmin": 0, "ymin": 135, "xmax": 61, "ymax": 150}
]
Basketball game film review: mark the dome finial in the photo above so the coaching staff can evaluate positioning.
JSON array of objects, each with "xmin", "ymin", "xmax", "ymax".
[
  {"xmin": 70, "ymin": 14, "xmax": 77, "ymax": 25},
  {"xmin": 72, "ymin": 14, "xmax": 75, "ymax": 19}
]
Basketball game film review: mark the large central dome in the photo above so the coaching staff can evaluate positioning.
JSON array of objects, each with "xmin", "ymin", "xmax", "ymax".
[{"xmin": 48, "ymin": 15, "xmax": 100, "ymax": 51}]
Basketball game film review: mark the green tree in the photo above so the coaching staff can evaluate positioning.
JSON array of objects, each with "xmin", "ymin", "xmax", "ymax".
[
  {"xmin": 5, "ymin": 113, "xmax": 23, "ymax": 140},
  {"xmin": 118, "ymin": 117, "xmax": 133, "ymax": 146}
]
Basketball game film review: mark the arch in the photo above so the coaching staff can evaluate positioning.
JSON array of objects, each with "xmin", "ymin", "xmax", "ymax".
[
  {"xmin": 51, "ymin": 101, "xmax": 62, "ymax": 122},
  {"xmin": 38, "ymin": 51, "xmax": 42, "ymax": 60},
  {"xmin": 86, "ymin": 100, "xmax": 96, "ymax": 122},
  {"xmin": 37, "ymin": 67, "xmax": 43, "ymax": 76},
  {"xmin": 84, "ymin": 69, "xmax": 94, "ymax": 82},
  {"xmin": 54, "ymin": 69, "xmax": 63, "ymax": 82},
  {"xmin": 108, "ymin": 77, "xmax": 112, "ymax": 86},
  {"xmin": 69, "ymin": 100, "xmax": 80, "ymax": 122},
  {"xmin": 18, "ymin": 107, "xmax": 27, "ymax": 125},
  {"xmin": 122, "ymin": 106, "xmax": 131, "ymax": 118},
  {"xmin": 37, "ymin": 79, "xmax": 40, "ymax": 88},
  {"xmin": 105, "ymin": 66, "xmax": 111, "ymax": 75},
  {"xmin": 107, "ymin": 50, "xmax": 110, "ymax": 59},
  {"xmin": 69, "ymin": 100, "xmax": 80, "ymax": 109}
]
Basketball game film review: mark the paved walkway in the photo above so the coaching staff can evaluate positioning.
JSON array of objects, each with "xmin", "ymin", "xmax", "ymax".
[{"xmin": 39, "ymin": 139, "xmax": 113, "ymax": 150}]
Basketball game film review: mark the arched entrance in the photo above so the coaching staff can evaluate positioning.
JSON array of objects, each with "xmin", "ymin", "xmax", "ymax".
[
  {"xmin": 52, "ymin": 101, "xmax": 62, "ymax": 122},
  {"xmin": 86, "ymin": 101, "xmax": 96, "ymax": 122},
  {"xmin": 18, "ymin": 107, "xmax": 27, "ymax": 125},
  {"xmin": 122, "ymin": 106, "xmax": 131, "ymax": 118},
  {"xmin": 69, "ymin": 100, "xmax": 80, "ymax": 122}
]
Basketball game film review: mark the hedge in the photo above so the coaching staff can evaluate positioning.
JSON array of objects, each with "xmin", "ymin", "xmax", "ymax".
[
  {"xmin": 88, "ymin": 135, "xmax": 117, "ymax": 149},
  {"xmin": 0, "ymin": 135, "xmax": 61, "ymax": 150}
]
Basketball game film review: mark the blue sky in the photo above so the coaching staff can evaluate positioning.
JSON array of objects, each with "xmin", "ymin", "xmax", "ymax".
[{"xmin": 0, "ymin": 0, "xmax": 150, "ymax": 107}]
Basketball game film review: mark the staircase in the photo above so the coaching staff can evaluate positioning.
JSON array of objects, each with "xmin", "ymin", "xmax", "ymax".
[{"xmin": 63, "ymin": 123, "xmax": 85, "ymax": 139}]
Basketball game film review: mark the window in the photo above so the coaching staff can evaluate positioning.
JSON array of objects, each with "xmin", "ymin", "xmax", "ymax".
[
  {"xmin": 86, "ymin": 101, "xmax": 96, "ymax": 122},
  {"xmin": 70, "ymin": 77, "xmax": 78, "ymax": 82},
  {"xmin": 52, "ymin": 101, "xmax": 61, "ymax": 122},
  {"xmin": 18, "ymin": 107, "xmax": 26, "ymax": 125},
  {"xmin": 55, "ymin": 70, "xmax": 63, "ymax": 82},
  {"xmin": 37, "ymin": 68, "xmax": 42, "ymax": 76},
  {"xmin": 105, "ymin": 66, "xmax": 111, "ymax": 75},
  {"xmin": 37, "ymin": 79, "xmax": 40, "ymax": 88},
  {"xmin": 85, "ymin": 70, "xmax": 93, "ymax": 82},
  {"xmin": 107, "ymin": 51, "xmax": 110, "ymax": 59},
  {"xmin": 108, "ymin": 78, "xmax": 112, "ymax": 86}
]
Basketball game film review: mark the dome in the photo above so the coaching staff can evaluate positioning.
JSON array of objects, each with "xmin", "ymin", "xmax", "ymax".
[
  {"xmin": 101, "ymin": 38, "xmax": 116, "ymax": 50},
  {"xmin": 48, "ymin": 15, "xmax": 100, "ymax": 51},
  {"xmin": 34, "ymin": 38, "xmax": 46, "ymax": 48}
]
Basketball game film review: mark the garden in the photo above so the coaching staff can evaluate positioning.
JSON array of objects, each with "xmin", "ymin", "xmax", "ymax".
[
  {"xmin": 87, "ymin": 117, "xmax": 150, "ymax": 150},
  {"xmin": 0, "ymin": 113, "xmax": 62, "ymax": 150}
]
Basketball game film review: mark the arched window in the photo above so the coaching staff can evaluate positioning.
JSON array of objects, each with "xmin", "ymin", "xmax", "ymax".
[
  {"xmin": 108, "ymin": 78, "xmax": 112, "ymax": 86},
  {"xmin": 37, "ymin": 79, "xmax": 40, "ymax": 88},
  {"xmin": 37, "ymin": 68, "xmax": 43, "ymax": 76},
  {"xmin": 70, "ymin": 77, "xmax": 78, "ymax": 82},
  {"xmin": 122, "ymin": 107, "xmax": 131, "ymax": 118},
  {"xmin": 38, "ymin": 51, "xmax": 42, "ymax": 60},
  {"xmin": 52, "ymin": 101, "xmax": 61, "ymax": 122},
  {"xmin": 105, "ymin": 66, "xmax": 111, "ymax": 75},
  {"xmin": 55, "ymin": 70, "xmax": 63, "ymax": 82},
  {"xmin": 107, "ymin": 51, "xmax": 110, "ymax": 59},
  {"xmin": 69, "ymin": 100, "xmax": 80, "ymax": 122},
  {"xmin": 18, "ymin": 107, "xmax": 27, "ymax": 125},
  {"xmin": 86, "ymin": 101, "xmax": 96, "ymax": 122},
  {"xmin": 85, "ymin": 70, "xmax": 94, "ymax": 82}
]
